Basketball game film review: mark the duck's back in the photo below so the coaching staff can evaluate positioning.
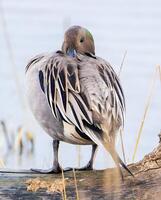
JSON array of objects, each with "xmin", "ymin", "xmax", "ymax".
[{"xmin": 77, "ymin": 54, "xmax": 125, "ymax": 133}]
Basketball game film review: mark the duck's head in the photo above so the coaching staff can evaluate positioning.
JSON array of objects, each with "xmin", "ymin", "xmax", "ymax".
[{"xmin": 62, "ymin": 25, "xmax": 95, "ymax": 57}]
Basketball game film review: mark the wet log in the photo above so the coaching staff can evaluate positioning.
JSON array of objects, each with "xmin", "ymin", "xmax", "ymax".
[{"xmin": 1, "ymin": 139, "xmax": 161, "ymax": 199}]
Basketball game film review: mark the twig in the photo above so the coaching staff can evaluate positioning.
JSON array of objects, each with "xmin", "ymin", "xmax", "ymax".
[
  {"xmin": 132, "ymin": 66, "xmax": 158, "ymax": 162},
  {"xmin": 0, "ymin": 121, "xmax": 12, "ymax": 149},
  {"xmin": 118, "ymin": 50, "xmax": 127, "ymax": 76},
  {"xmin": 61, "ymin": 169, "xmax": 67, "ymax": 200},
  {"xmin": 73, "ymin": 169, "xmax": 79, "ymax": 200},
  {"xmin": 76, "ymin": 146, "xmax": 81, "ymax": 168},
  {"xmin": 0, "ymin": 0, "xmax": 25, "ymax": 108},
  {"xmin": 117, "ymin": 50, "xmax": 127, "ymax": 164},
  {"xmin": 158, "ymin": 65, "xmax": 161, "ymax": 82},
  {"xmin": 0, "ymin": 159, "xmax": 5, "ymax": 168}
]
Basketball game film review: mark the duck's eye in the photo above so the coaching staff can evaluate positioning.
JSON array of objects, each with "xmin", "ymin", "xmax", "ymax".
[{"xmin": 80, "ymin": 37, "xmax": 84, "ymax": 43}]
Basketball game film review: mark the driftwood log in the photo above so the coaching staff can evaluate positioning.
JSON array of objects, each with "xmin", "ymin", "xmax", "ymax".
[{"xmin": 1, "ymin": 136, "xmax": 161, "ymax": 200}]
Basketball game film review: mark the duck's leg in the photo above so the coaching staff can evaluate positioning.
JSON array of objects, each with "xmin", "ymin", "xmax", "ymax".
[
  {"xmin": 31, "ymin": 140, "xmax": 72, "ymax": 173},
  {"xmin": 75, "ymin": 144, "xmax": 98, "ymax": 171}
]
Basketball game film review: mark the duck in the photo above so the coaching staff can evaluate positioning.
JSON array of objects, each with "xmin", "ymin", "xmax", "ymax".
[{"xmin": 25, "ymin": 25, "xmax": 133, "ymax": 178}]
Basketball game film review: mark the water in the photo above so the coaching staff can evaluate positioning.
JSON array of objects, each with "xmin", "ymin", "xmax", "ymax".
[{"xmin": 0, "ymin": 0, "xmax": 161, "ymax": 170}]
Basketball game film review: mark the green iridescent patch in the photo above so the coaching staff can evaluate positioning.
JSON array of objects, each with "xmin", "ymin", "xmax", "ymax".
[{"xmin": 86, "ymin": 29, "xmax": 94, "ymax": 40}]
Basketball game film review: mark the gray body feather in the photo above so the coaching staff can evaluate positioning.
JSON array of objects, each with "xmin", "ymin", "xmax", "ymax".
[{"xmin": 26, "ymin": 51, "xmax": 125, "ymax": 147}]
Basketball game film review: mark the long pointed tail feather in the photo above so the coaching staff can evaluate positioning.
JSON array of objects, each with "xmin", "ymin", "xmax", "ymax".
[
  {"xmin": 115, "ymin": 152, "xmax": 134, "ymax": 177},
  {"xmin": 84, "ymin": 127, "xmax": 134, "ymax": 177}
]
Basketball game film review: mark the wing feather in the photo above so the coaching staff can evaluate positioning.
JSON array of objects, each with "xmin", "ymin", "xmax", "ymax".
[
  {"xmin": 42, "ymin": 52, "xmax": 92, "ymax": 133},
  {"xmin": 32, "ymin": 52, "xmax": 125, "ymax": 139},
  {"xmin": 98, "ymin": 59, "xmax": 125, "ymax": 127}
]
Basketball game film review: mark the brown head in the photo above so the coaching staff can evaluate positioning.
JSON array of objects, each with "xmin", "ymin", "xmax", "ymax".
[{"xmin": 62, "ymin": 26, "xmax": 95, "ymax": 57}]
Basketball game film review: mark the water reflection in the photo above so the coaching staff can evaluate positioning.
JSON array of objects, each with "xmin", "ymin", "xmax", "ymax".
[{"xmin": 0, "ymin": 122, "xmax": 35, "ymax": 168}]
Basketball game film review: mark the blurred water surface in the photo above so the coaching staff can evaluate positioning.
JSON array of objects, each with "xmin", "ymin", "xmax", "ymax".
[{"xmin": 0, "ymin": 0, "xmax": 161, "ymax": 170}]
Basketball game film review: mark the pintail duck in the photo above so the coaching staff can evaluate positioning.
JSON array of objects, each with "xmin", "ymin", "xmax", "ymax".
[{"xmin": 26, "ymin": 25, "xmax": 133, "ymax": 178}]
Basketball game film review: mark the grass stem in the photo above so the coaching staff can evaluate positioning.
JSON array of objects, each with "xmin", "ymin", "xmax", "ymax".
[
  {"xmin": 118, "ymin": 50, "xmax": 127, "ymax": 76},
  {"xmin": 132, "ymin": 66, "xmax": 158, "ymax": 162},
  {"xmin": 73, "ymin": 169, "xmax": 79, "ymax": 200},
  {"xmin": 61, "ymin": 169, "xmax": 67, "ymax": 200}
]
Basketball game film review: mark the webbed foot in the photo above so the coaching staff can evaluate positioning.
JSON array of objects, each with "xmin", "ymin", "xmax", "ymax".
[
  {"xmin": 74, "ymin": 162, "xmax": 93, "ymax": 171},
  {"xmin": 31, "ymin": 166, "xmax": 73, "ymax": 174}
]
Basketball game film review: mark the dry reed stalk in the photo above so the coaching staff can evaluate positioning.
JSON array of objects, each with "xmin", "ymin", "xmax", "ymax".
[
  {"xmin": 61, "ymin": 169, "xmax": 67, "ymax": 200},
  {"xmin": 132, "ymin": 66, "xmax": 158, "ymax": 162},
  {"xmin": 73, "ymin": 169, "xmax": 79, "ymax": 200},
  {"xmin": 0, "ymin": 0, "xmax": 25, "ymax": 108},
  {"xmin": 76, "ymin": 146, "xmax": 81, "ymax": 168},
  {"xmin": 117, "ymin": 51, "xmax": 127, "ymax": 164},
  {"xmin": 158, "ymin": 65, "xmax": 161, "ymax": 82},
  {"xmin": 118, "ymin": 50, "xmax": 127, "ymax": 76},
  {"xmin": 0, "ymin": 159, "xmax": 5, "ymax": 168}
]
